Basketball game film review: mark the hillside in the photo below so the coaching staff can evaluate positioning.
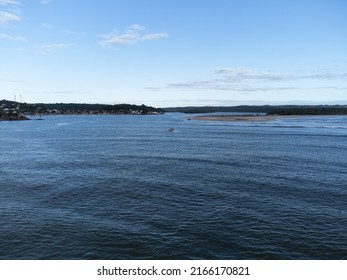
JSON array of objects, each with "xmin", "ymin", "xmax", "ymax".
[{"xmin": 0, "ymin": 100, "xmax": 165, "ymax": 116}]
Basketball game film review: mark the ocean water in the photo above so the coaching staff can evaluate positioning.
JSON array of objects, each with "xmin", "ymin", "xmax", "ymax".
[{"xmin": 0, "ymin": 113, "xmax": 346, "ymax": 260}]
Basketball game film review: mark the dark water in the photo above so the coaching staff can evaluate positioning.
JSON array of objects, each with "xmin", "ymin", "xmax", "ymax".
[{"xmin": 1, "ymin": 113, "xmax": 346, "ymax": 259}]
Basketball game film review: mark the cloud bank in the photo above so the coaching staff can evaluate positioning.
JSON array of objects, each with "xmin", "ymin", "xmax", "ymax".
[
  {"xmin": 214, "ymin": 67, "xmax": 347, "ymax": 82},
  {"xmin": 154, "ymin": 67, "xmax": 347, "ymax": 93}
]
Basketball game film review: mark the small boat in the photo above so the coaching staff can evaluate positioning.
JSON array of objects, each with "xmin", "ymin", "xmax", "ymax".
[{"xmin": 168, "ymin": 128, "xmax": 175, "ymax": 132}]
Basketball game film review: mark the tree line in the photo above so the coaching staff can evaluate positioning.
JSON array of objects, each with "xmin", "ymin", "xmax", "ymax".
[{"xmin": 0, "ymin": 100, "xmax": 165, "ymax": 115}]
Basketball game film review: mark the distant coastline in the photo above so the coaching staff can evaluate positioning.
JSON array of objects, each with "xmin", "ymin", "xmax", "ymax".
[
  {"xmin": 0, "ymin": 100, "xmax": 164, "ymax": 120},
  {"xmin": 165, "ymin": 105, "xmax": 347, "ymax": 115},
  {"xmin": 0, "ymin": 115, "xmax": 29, "ymax": 121},
  {"xmin": 2, "ymin": 100, "xmax": 347, "ymax": 122},
  {"xmin": 170, "ymin": 104, "xmax": 347, "ymax": 122},
  {"xmin": 189, "ymin": 115, "xmax": 319, "ymax": 122}
]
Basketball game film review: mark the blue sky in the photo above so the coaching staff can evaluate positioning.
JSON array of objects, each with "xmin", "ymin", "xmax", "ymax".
[{"xmin": 0, "ymin": 0, "xmax": 346, "ymax": 107}]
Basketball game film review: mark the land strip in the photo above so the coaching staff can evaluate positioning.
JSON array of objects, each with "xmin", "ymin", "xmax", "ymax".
[{"xmin": 189, "ymin": 115, "xmax": 329, "ymax": 122}]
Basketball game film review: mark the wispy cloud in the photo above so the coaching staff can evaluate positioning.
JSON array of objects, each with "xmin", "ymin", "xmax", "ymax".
[
  {"xmin": 126, "ymin": 24, "xmax": 146, "ymax": 32},
  {"xmin": 40, "ymin": 0, "xmax": 52, "ymax": 4},
  {"xmin": 150, "ymin": 67, "xmax": 347, "ymax": 93},
  {"xmin": 166, "ymin": 82, "xmax": 298, "ymax": 93},
  {"xmin": 214, "ymin": 67, "xmax": 294, "ymax": 82},
  {"xmin": 214, "ymin": 67, "xmax": 347, "ymax": 82},
  {"xmin": 0, "ymin": 11, "xmax": 20, "ymax": 25},
  {"xmin": 0, "ymin": 32, "xmax": 26, "ymax": 41},
  {"xmin": 142, "ymin": 32, "xmax": 168, "ymax": 41},
  {"xmin": 41, "ymin": 23, "xmax": 52, "ymax": 29},
  {"xmin": 0, "ymin": 77, "xmax": 26, "ymax": 83},
  {"xmin": 0, "ymin": 0, "xmax": 20, "ymax": 5},
  {"xmin": 99, "ymin": 24, "xmax": 168, "ymax": 48},
  {"xmin": 304, "ymin": 71, "xmax": 347, "ymax": 80},
  {"xmin": 0, "ymin": 0, "xmax": 21, "ymax": 26},
  {"xmin": 36, "ymin": 43, "xmax": 77, "ymax": 55}
]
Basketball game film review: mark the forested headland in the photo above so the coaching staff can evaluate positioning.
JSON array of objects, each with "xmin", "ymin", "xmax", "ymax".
[
  {"xmin": 164, "ymin": 105, "xmax": 347, "ymax": 115},
  {"xmin": 0, "ymin": 100, "xmax": 164, "ymax": 119}
]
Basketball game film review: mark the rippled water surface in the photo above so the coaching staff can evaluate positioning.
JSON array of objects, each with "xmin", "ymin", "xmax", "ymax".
[{"xmin": 1, "ymin": 114, "xmax": 346, "ymax": 259}]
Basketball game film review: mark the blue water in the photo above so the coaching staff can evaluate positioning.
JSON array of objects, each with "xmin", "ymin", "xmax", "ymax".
[{"xmin": 1, "ymin": 113, "xmax": 346, "ymax": 259}]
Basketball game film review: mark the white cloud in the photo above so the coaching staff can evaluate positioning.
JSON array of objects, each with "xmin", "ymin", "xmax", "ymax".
[
  {"xmin": 0, "ymin": 0, "xmax": 20, "ymax": 5},
  {"xmin": 126, "ymin": 24, "xmax": 146, "ymax": 33},
  {"xmin": 0, "ymin": 32, "xmax": 26, "ymax": 41},
  {"xmin": 142, "ymin": 32, "xmax": 169, "ymax": 40},
  {"xmin": 36, "ymin": 43, "xmax": 76, "ymax": 55},
  {"xmin": 0, "ymin": 11, "xmax": 19, "ymax": 25},
  {"xmin": 0, "ymin": 0, "xmax": 21, "ymax": 26},
  {"xmin": 99, "ymin": 24, "xmax": 168, "ymax": 48},
  {"xmin": 100, "ymin": 32, "xmax": 138, "ymax": 47}
]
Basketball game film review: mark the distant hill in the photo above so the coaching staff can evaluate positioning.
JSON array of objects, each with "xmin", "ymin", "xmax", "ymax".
[
  {"xmin": 164, "ymin": 105, "xmax": 274, "ymax": 113},
  {"xmin": 164, "ymin": 105, "xmax": 347, "ymax": 115},
  {"xmin": 266, "ymin": 106, "xmax": 347, "ymax": 115},
  {"xmin": 2, "ymin": 100, "xmax": 347, "ymax": 117}
]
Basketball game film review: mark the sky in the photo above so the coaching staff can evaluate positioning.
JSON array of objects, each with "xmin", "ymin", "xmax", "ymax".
[{"xmin": 0, "ymin": 0, "xmax": 346, "ymax": 107}]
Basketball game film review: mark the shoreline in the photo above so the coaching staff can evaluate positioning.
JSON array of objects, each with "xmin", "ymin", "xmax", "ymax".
[{"xmin": 0, "ymin": 116, "xmax": 30, "ymax": 121}]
